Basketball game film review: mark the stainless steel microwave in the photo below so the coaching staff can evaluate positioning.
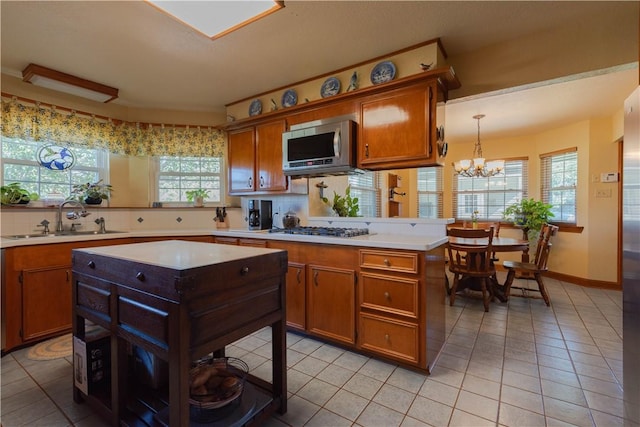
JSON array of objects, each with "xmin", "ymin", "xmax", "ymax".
[{"xmin": 282, "ymin": 117, "xmax": 359, "ymax": 176}]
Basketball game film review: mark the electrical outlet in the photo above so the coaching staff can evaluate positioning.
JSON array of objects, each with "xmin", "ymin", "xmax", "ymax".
[{"xmin": 595, "ymin": 188, "xmax": 612, "ymax": 198}]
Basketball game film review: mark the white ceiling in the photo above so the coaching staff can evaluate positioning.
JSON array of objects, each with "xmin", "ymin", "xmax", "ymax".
[{"xmin": 1, "ymin": 1, "xmax": 638, "ymax": 142}]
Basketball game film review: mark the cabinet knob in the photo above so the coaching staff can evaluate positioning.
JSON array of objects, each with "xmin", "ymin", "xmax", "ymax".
[
  {"xmin": 87, "ymin": 261, "xmax": 96, "ymax": 269},
  {"xmin": 385, "ymin": 334, "xmax": 390, "ymax": 342},
  {"xmin": 136, "ymin": 272, "xmax": 145, "ymax": 281},
  {"xmin": 383, "ymin": 258, "xmax": 391, "ymax": 266},
  {"xmin": 384, "ymin": 291, "xmax": 390, "ymax": 300},
  {"xmin": 365, "ymin": 144, "xmax": 369, "ymax": 158},
  {"xmin": 241, "ymin": 266, "xmax": 250, "ymax": 275}
]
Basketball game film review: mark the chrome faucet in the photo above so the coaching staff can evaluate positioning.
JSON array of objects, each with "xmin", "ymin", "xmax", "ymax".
[
  {"xmin": 56, "ymin": 200, "xmax": 91, "ymax": 232},
  {"xmin": 95, "ymin": 217, "xmax": 106, "ymax": 233}
]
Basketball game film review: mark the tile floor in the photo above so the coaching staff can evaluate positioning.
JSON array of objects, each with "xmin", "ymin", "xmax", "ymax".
[{"xmin": 1, "ymin": 273, "xmax": 627, "ymax": 426}]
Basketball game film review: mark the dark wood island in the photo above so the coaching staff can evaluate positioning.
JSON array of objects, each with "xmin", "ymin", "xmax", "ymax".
[{"xmin": 71, "ymin": 240, "xmax": 287, "ymax": 426}]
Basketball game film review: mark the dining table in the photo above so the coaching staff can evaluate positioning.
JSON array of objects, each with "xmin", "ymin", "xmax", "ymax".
[{"xmin": 446, "ymin": 236, "xmax": 530, "ymax": 302}]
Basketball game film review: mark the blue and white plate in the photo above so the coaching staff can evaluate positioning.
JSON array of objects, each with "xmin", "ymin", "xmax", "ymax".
[
  {"xmin": 249, "ymin": 99, "xmax": 262, "ymax": 116},
  {"xmin": 370, "ymin": 61, "xmax": 396, "ymax": 85},
  {"xmin": 281, "ymin": 89, "xmax": 298, "ymax": 108},
  {"xmin": 320, "ymin": 77, "xmax": 341, "ymax": 98},
  {"xmin": 36, "ymin": 144, "xmax": 76, "ymax": 171}
]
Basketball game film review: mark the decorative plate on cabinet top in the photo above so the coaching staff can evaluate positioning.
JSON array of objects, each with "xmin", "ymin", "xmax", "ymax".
[
  {"xmin": 36, "ymin": 144, "xmax": 76, "ymax": 171},
  {"xmin": 370, "ymin": 61, "xmax": 396, "ymax": 85},
  {"xmin": 320, "ymin": 77, "xmax": 341, "ymax": 98},
  {"xmin": 281, "ymin": 89, "xmax": 298, "ymax": 108},
  {"xmin": 249, "ymin": 99, "xmax": 262, "ymax": 116}
]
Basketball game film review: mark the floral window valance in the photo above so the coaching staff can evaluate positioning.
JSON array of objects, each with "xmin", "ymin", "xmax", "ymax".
[{"xmin": 0, "ymin": 98, "xmax": 226, "ymax": 157}]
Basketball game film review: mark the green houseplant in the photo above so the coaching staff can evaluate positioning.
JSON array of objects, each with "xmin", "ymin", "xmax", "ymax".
[
  {"xmin": 322, "ymin": 185, "xmax": 359, "ymax": 217},
  {"xmin": 70, "ymin": 180, "xmax": 113, "ymax": 204},
  {"xmin": 1, "ymin": 182, "xmax": 39, "ymax": 205},
  {"xmin": 503, "ymin": 198, "xmax": 554, "ymax": 240},
  {"xmin": 186, "ymin": 188, "xmax": 209, "ymax": 207}
]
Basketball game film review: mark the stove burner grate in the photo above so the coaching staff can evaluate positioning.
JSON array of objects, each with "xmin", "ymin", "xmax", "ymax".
[{"xmin": 269, "ymin": 226, "xmax": 369, "ymax": 238}]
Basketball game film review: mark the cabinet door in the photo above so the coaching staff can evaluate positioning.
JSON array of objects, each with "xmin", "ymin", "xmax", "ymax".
[
  {"xmin": 359, "ymin": 82, "xmax": 436, "ymax": 169},
  {"xmin": 228, "ymin": 128, "xmax": 256, "ymax": 194},
  {"xmin": 286, "ymin": 262, "xmax": 306, "ymax": 330},
  {"xmin": 308, "ymin": 265, "xmax": 356, "ymax": 345},
  {"xmin": 22, "ymin": 265, "xmax": 72, "ymax": 341},
  {"xmin": 255, "ymin": 120, "xmax": 287, "ymax": 192}
]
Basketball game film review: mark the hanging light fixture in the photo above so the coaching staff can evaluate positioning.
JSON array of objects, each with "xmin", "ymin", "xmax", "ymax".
[{"xmin": 453, "ymin": 114, "xmax": 504, "ymax": 178}]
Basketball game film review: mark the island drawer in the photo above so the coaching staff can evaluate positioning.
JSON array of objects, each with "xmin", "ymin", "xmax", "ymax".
[
  {"xmin": 359, "ymin": 249, "xmax": 418, "ymax": 274},
  {"xmin": 359, "ymin": 312, "xmax": 419, "ymax": 364},
  {"xmin": 359, "ymin": 272, "xmax": 418, "ymax": 319}
]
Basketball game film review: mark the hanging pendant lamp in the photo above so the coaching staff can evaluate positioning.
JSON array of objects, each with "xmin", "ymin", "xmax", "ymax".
[{"xmin": 453, "ymin": 114, "xmax": 504, "ymax": 178}]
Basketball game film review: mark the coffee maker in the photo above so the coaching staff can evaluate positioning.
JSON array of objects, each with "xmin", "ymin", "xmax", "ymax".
[{"xmin": 248, "ymin": 200, "xmax": 272, "ymax": 230}]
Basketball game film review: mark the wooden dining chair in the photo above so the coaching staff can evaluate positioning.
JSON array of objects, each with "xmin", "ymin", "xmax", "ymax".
[
  {"xmin": 502, "ymin": 223, "xmax": 559, "ymax": 306},
  {"xmin": 446, "ymin": 227, "xmax": 495, "ymax": 312},
  {"xmin": 444, "ymin": 226, "xmax": 494, "ymax": 295}
]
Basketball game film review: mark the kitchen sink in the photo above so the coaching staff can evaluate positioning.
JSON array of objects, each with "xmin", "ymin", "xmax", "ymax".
[{"xmin": 3, "ymin": 230, "xmax": 128, "ymax": 239}]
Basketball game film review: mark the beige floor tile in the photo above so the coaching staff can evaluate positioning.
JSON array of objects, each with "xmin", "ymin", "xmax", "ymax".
[
  {"xmin": 461, "ymin": 373, "xmax": 500, "ymax": 400},
  {"xmin": 356, "ymin": 401, "xmax": 404, "ymax": 427},
  {"xmin": 454, "ymin": 390, "xmax": 498, "ymax": 422},
  {"xmin": 449, "ymin": 409, "xmax": 495, "ymax": 426},
  {"xmin": 543, "ymin": 396, "xmax": 594, "ymax": 426},
  {"xmin": 499, "ymin": 402, "xmax": 546, "ymax": 427},
  {"xmin": 500, "ymin": 384, "xmax": 544, "ymax": 414},
  {"xmin": 324, "ymin": 389, "xmax": 369, "ymax": 421},
  {"xmin": 406, "ymin": 395, "xmax": 453, "ymax": 426}
]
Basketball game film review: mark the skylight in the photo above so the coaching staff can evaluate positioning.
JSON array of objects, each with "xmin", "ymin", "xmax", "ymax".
[{"xmin": 147, "ymin": 1, "xmax": 284, "ymax": 39}]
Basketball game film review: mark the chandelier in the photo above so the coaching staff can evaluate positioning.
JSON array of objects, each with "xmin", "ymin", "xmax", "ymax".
[{"xmin": 453, "ymin": 114, "xmax": 505, "ymax": 178}]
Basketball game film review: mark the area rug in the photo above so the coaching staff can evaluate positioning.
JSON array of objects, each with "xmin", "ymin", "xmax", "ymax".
[{"xmin": 27, "ymin": 333, "xmax": 73, "ymax": 361}]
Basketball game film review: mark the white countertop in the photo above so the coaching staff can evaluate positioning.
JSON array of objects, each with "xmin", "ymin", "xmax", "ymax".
[
  {"xmin": 1, "ymin": 228, "xmax": 447, "ymax": 251},
  {"xmin": 74, "ymin": 240, "xmax": 283, "ymax": 270}
]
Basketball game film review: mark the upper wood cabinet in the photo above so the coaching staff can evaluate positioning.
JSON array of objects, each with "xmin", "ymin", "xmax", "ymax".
[
  {"xmin": 224, "ymin": 68, "xmax": 459, "ymax": 177},
  {"xmin": 359, "ymin": 81, "xmax": 438, "ymax": 170},
  {"xmin": 228, "ymin": 120, "xmax": 288, "ymax": 195}
]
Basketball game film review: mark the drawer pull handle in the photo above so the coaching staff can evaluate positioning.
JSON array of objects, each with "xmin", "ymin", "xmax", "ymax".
[
  {"xmin": 241, "ymin": 266, "xmax": 250, "ymax": 275},
  {"xmin": 87, "ymin": 261, "xmax": 96, "ymax": 269},
  {"xmin": 314, "ymin": 271, "xmax": 319, "ymax": 286},
  {"xmin": 136, "ymin": 272, "xmax": 145, "ymax": 281},
  {"xmin": 384, "ymin": 292, "xmax": 390, "ymax": 300},
  {"xmin": 385, "ymin": 334, "xmax": 390, "ymax": 342},
  {"xmin": 383, "ymin": 259, "xmax": 391, "ymax": 266},
  {"xmin": 296, "ymin": 269, "xmax": 301, "ymax": 284}
]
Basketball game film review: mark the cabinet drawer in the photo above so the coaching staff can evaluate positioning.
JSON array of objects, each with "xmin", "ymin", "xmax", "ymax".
[
  {"xmin": 360, "ymin": 272, "xmax": 418, "ymax": 319},
  {"xmin": 359, "ymin": 250, "xmax": 418, "ymax": 274},
  {"xmin": 359, "ymin": 313, "xmax": 419, "ymax": 364}
]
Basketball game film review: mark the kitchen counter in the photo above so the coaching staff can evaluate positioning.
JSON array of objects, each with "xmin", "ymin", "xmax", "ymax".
[{"xmin": 1, "ymin": 228, "xmax": 447, "ymax": 251}]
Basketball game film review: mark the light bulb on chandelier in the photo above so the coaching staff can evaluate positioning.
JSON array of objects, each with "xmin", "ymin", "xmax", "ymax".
[{"xmin": 453, "ymin": 114, "xmax": 504, "ymax": 178}]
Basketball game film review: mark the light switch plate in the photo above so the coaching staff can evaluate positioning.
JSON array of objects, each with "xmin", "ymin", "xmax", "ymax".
[{"xmin": 601, "ymin": 172, "xmax": 619, "ymax": 183}]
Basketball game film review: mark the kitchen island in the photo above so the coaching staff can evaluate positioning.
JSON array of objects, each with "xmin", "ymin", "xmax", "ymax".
[{"xmin": 71, "ymin": 240, "xmax": 287, "ymax": 426}]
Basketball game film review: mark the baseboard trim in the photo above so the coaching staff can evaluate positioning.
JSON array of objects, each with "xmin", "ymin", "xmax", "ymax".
[{"xmin": 495, "ymin": 266, "xmax": 621, "ymax": 291}]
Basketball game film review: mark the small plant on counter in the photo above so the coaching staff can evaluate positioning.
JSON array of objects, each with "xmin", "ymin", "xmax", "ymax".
[
  {"xmin": 70, "ymin": 180, "xmax": 113, "ymax": 204},
  {"xmin": 322, "ymin": 185, "xmax": 359, "ymax": 217},
  {"xmin": 186, "ymin": 188, "xmax": 209, "ymax": 207},
  {"xmin": 1, "ymin": 182, "xmax": 39, "ymax": 205}
]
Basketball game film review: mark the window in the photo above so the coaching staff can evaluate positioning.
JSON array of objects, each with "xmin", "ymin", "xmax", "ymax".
[
  {"xmin": 541, "ymin": 148, "xmax": 577, "ymax": 223},
  {"xmin": 453, "ymin": 158, "xmax": 528, "ymax": 220},
  {"xmin": 417, "ymin": 167, "xmax": 443, "ymax": 218},
  {"xmin": 348, "ymin": 171, "xmax": 380, "ymax": 217},
  {"xmin": 155, "ymin": 156, "xmax": 223, "ymax": 203},
  {"xmin": 1, "ymin": 136, "xmax": 109, "ymax": 198}
]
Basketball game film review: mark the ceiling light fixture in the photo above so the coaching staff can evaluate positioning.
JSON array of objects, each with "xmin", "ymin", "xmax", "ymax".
[
  {"xmin": 146, "ymin": 0, "xmax": 284, "ymax": 40},
  {"xmin": 22, "ymin": 64, "xmax": 119, "ymax": 103},
  {"xmin": 453, "ymin": 114, "xmax": 504, "ymax": 178}
]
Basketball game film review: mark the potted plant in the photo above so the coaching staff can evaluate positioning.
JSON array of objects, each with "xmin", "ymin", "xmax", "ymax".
[
  {"xmin": 1, "ymin": 182, "xmax": 39, "ymax": 205},
  {"xmin": 503, "ymin": 198, "xmax": 554, "ymax": 240},
  {"xmin": 186, "ymin": 188, "xmax": 209, "ymax": 207},
  {"xmin": 322, "ymin": 185, "xmax": 359, "ymax": 217},
  {"xmin": 70, "ymin": 180, "xmax": 113, "ymax": 205}
]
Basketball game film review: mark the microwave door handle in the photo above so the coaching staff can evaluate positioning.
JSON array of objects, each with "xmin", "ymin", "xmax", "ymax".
[{"xmin": 333, "ymin": 128, "xmax": 341, "ymax": 157}]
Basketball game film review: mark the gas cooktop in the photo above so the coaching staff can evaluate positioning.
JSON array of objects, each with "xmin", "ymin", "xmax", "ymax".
[{"xmin": 269, "ymin": 226, "xmax": 369, "ymax": 238}]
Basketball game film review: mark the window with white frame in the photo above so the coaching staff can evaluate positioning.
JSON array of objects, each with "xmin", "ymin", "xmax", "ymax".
[
  {"xmin": 453, "ymin": 158, "xmax": 528, "ymax": 220},
  {"xmin": 1, "ymin": 136, "xmax": 109, "ymax": 199},
  {"xmin": 348, "ymin": 171, "xmax": 380, "ymax": 217},
  {"xmin": 417, "ymin": 167, "xmax": 443, "ymax": 218},
  {"xmin": 155, "ymin": 155, "xmax": 223, "ymax": 203},
  {"xmin": 540, "ymin": 148, "xmax": 577, "ymax": 224}
]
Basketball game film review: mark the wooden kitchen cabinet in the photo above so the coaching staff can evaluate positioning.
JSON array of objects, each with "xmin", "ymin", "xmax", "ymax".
[
  {"xmin": 286, "ymin": 262, "xmax": 306, "ymax": 330},
  {"xmin": 21, "ymin": 265, "xmax": 72, "ymax": 342},
  {"xmin": 228, "ymin": 120, "xmax": 287, "ymax": 195},
  {"xmin": 307, "ymin": 265, "xmax": 356, "ymax": 345},
  {"xmin": 359, "ymin": 81, "xmax": 439, "ymax": 170}
]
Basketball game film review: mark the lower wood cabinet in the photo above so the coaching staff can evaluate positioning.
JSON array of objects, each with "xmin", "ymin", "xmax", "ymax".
[
  {"xmin": 286, "ymin": 262, "xmax": 306, "ymax": 330},
  {"xmin": 307, "ymin": 265, "xmax": 356, "ymax": 345},
  {"xmin": 21, "ymin": 265, "xmax": 72, "ymax": 341}
]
